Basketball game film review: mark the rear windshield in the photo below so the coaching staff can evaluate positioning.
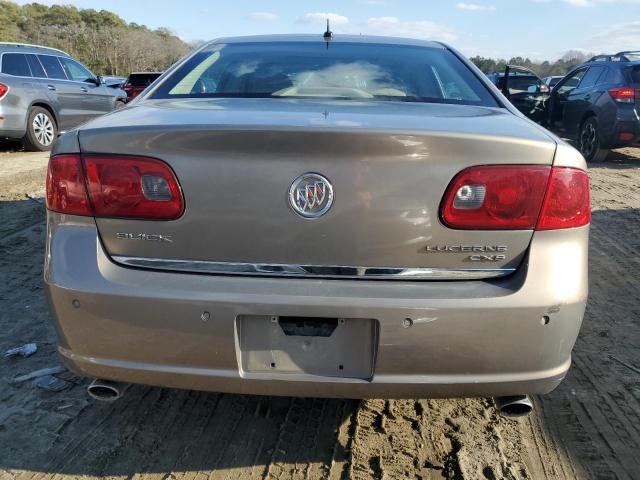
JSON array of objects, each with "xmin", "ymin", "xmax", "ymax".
[
  {"xmin": 151, "ymin": 42, "xmax": 498, "ymax": 107},
  {"xmin": 127, "ymin": 73, "xmax": 161, "ymax": 86}
]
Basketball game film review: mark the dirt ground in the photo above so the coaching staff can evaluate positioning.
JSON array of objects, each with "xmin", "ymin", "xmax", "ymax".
[{"xmin": 0, "ymin": 139, "xmax": 639, "ymax": 479}]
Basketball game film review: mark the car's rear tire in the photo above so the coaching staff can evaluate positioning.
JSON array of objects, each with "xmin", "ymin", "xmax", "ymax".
[
  {"xmin": 22, "ymin": 106, "xmax": 57, "ymax": 152},
  {"xmin": 579, "ymin": 116, "xmax": 608, "ymax": 162}
]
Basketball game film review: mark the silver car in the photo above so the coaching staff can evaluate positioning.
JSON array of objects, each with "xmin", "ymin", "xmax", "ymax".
[
  {"xmin": 0, "ymin": 42, "xmax": 126, "ymax": 151},
  {"xmin": 44, "ymin": 35, "xmax": 589, "ymax": 411}
]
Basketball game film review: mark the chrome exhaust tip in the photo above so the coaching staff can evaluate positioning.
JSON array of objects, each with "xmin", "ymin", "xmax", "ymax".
[
  {"xmin": 494, "ymin": 395, "xmax": 533, "ymax": 417},
  {"xmin": 87, "ymin": 379, "xmax": 126, "ymax": 401}
]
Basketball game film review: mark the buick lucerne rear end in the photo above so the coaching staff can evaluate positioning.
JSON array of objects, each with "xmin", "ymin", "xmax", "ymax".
[{"xmin": 44, "ymin": 35, "xmax": 589, "ymax": 401}]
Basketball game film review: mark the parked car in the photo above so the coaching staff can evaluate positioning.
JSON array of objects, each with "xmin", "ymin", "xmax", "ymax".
[
  {"xmin": 45, "ymin": 35, "xmax": 589, "ymax": 413},
  {"xmin": 122, "ymin": 72, "xmax": 162, "ymax": 101},
  {"xmin": 486, "ymin": 66, "xmax": 549, "ymax": 123},
  {"xmin": 543, "ymin": 76, "xmax": 564, "ymax": 88},
  {"xmin": 103, "ymin": 76, "xmax": 127, "ymax": 89},
  {"xmin": 0, "ymin": 42, "xmax": 127, "ymax": 151},
  {"xmin": 547, "ymin": 51, "xmax": 640, "ymax": 161}
]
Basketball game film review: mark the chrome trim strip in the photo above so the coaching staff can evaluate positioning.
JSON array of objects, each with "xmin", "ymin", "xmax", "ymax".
[{"xmin": 112, "ymin": 256, "xmax": 515, "ymax": 280}]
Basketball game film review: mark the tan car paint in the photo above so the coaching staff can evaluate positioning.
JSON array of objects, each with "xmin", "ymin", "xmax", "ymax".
[{"xmin": 44, "ymin": 36, "xmax": 588, "ymax": 398}]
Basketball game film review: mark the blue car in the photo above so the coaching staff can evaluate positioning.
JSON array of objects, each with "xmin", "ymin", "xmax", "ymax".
[{"xmin": 547, "ymin": 51, "xmax": 640, "ymax": 161}]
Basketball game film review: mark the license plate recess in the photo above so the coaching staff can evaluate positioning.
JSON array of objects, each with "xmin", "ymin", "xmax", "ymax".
[{"xmin": 238, "ymin": 315, "xmax": 377, "ymax": 379}]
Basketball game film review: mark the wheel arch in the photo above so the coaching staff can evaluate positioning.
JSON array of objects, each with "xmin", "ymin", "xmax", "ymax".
[
  {"xmin": 577, "ymin": 111, "xmax": 609, "ymax": 161},
  {"xmin": 579, "ymin": 110, "xmax": 597, "ymax": 130},
  {"xmin": 579, "ymin": 110, "xmax": 614, "ymax": 147},
  {"xmin": 29, "ymin": 101, "xmax": 59, "ymax": 128}
]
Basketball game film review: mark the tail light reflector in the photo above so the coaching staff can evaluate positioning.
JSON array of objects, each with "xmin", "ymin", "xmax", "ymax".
[
  {"xmin": 0, "ymin": 83, "xmax": 8, "ymax": 99},
  {"xmin": 619, "ymin": 132, "xmax": 636, "ymax": 141},
  {"xmin": 608, "ymin": 87, "xmax": 639, "ymax": 103},
  {"xmin": 441, "ymin": 165, "xmax": 589, "ymax": 230},
  {"xmin": 46, "ymin": 154, "xmax": 184, "ymax": 220},
  {"xmin": 536, "ymin": 167, "xmax": 590, "ymax": 230},
  {"xmin": 46, "ymin": 154, "xmax": 93, "ymax": 216}
]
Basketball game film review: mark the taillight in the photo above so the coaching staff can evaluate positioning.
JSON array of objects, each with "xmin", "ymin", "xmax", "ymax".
[
  {"xmin": 46, "ymin": 155, "xmax": 93, "ymax": 216},
  {"xmin": 608, "ymin": 87, "xmax": 640, "ymax": 103},
  {"xmin": 0, "ymin": 83, "xmax": 9, "ymax": 99},
  {"xmin": 46, "ymin": 154, "xmax": 184, "ymax": 220},
  {"xmin": 536, "ymin": 167, "xmax": 590, "ymax": 230},
  {"xmin": 441, "ymin": 165, "xmax": 589, "ymax": 230},
  {"xmin": 441, "ymin": 165, "xmax": 550, "ymax": 230}
]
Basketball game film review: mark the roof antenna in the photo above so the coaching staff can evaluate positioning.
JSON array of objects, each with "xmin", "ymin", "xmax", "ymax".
[{"xmin": 323, "ymin": 18, "xmax": 333, "ymax": 49}]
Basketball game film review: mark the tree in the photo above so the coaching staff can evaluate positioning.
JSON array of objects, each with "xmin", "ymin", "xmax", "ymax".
[
  {"xmin": 0, "ymin": 0, "xmax": 191, "ymax": 75},
  {"xmin": 0, "ymin": 1, "xmax": 21, "ymax": 41},
  {"xmin": 470, "ymin": 50, "xmax": 595, "ymax": 77}
]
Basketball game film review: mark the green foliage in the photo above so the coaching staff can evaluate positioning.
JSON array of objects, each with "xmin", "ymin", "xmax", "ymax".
[
  {"xmin": 469, "ymin": 50, "xmax": 594, "ymax": 78},
  {"xmin": 0, "ymin": 1, "xmax": 21, "ymax": 41},
  {"xmin": 0, "ymin": 0, "xmax": 191, "ymax": 75}
]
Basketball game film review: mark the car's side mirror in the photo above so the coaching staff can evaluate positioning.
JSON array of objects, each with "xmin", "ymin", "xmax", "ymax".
[
  {"xmin": 530, "ymin": 84, "xmax": 550, "ymax": 94},
  {"xmin": 96, "ymin": 75, "xmax": 105, "ymax": 85}
]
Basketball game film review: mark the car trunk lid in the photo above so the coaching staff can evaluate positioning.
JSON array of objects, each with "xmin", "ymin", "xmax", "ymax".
[{"xmin": 79, "ymin": 98, "xmax": 557, "ymax": 279}]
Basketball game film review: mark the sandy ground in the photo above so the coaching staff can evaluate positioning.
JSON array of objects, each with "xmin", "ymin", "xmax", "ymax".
[{"xmin": 0, "ymin": 140, "xmax": 639, "ymax": 479}]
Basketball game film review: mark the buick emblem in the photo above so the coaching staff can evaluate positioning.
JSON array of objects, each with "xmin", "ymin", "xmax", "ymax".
[{"xmin": 288, "ymin": 173, "xmax": 334, "ymax": 218}]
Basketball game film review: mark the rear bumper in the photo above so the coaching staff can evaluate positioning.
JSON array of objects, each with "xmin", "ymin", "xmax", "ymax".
[
  {"xmin": 0, "ymin": 128, "xmax": 26, "ymax": 140},
  {"xmin": 60, "ymin": 348, "xmax": 570, "ymax": 398},
  {"xmin": 0, "ymin": 97, "xmax": 28, "ymax": 138},
  {"xmin": 44, "ymin": 214, "xmax": 588, "ymax": 398},
  {"xmin": 0, "ymin": 122, "xmax": 27, "ymax": 139},
  {"xmin": 614, "ymin": 120, "xmax": 640, "ymax": 146},
  {"xmin": 605, "ymin": 117, "xmax": 640, "ymax": 148}
]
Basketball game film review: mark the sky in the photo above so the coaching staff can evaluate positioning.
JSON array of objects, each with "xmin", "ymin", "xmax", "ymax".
[{"xmin": 12, "ymin": 0, "xmax": 640, "ymax": 60}]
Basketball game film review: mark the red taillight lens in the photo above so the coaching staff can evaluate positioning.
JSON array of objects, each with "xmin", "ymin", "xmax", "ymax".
[
  {"xmin": 46, "ymin": 155, "xmax": 93, "ymax": 216},
  {"xmin": 441, "ymin": 165, "xmax": 551, "ymax": 230},
  {"xmin": 441, "ymin": 165, "xmax": 590, "ymax": 230},
  {"xmin": 0, "ymin": 83, "xmax": 9, "ymax": 98},
  {"xmin": 608, "ymin": 87, "xmax": 639, "ymax": 103},
  {"xmin": 536, "ymin": 167, "xmax": 590, "ymax": 230},
  {"xmin": 46, "ymin": 154, "xmax": 184, "ymax": 220},
  {"xmin": 84, "ymin": 155, "xmax": 183, "ymax": 219}
]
